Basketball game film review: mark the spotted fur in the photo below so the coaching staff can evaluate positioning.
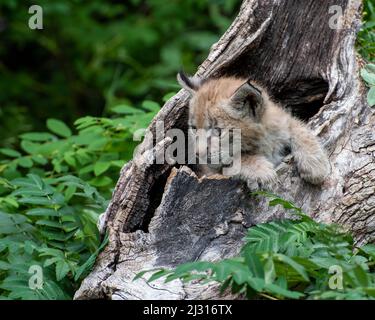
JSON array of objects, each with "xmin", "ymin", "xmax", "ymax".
[{"xmin": 178, "ymin": 72, "xmax": 330, "ymax": 188}]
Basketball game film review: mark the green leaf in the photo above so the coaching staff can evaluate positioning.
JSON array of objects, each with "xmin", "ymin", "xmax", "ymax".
[
  {"xmin": 26, "ymin": 208, "xmax": 60, "ymax": 217},
  {"xmin": 264, "ymin": 283, "xmax": 304, "ymax": 299},
  {"xmin": 32, "ymin": 154, "xmax": 48, "ymax": 165},
  {"xmin": 367, "ymin": 87, "xmax": 375, "ymax": 107},
  {"xmin": 55, "ymin": 260, "xmax": 70, "ymax": 281},
  {"xmin": 244, "ymin": 253, "xmax": 264, "ymax": 278},
  {"xmin": 52, "ymin": 159, "xmax": 62, "ymax": 173},
  {"xmin": 148, "ymin": 269, "xmax": 170, "ymax": 282},
  {"xmin": 64, "ymin": 185, "xmax": 77, "ymax": 201},
  {"xmin": 89, "ymin": 176, "xmax": 112, "ymax": 187},
  {"xmin": 11, "ymin": 177, "xmax": 37, "ymax": 188},
  {"xmin": 36, "ymin": 220, "xmax": 65, "ymax": 229},
  {"xmin": 20, "ymin": 132, "xmax": 55, "ymax": 142},
  {"xmin": 18, "ymin": 197, "xmax": 52, "ymax": 206},
  {"xmin": 274, "ymin": 254, "xmax": 309, "ymax": 281},
  {"xmin": 111, "ymin": 104, "xmax": 143, "ymax": 114},
  {"xmin": 142, "ymin": 100, "xmax": 160, "ymax": 112},
  {"xmin": 214, "ymin": 260, "xmax": 241, "ymax": 282},
  {"xmin": 361, "ymin": 68, "xmax": 375, "ymax": 85},
  {"xmin": 18, "ymin": 157, "xmax": 33, "ymax": 168},
  {"xmin": 44, "ymin": 257, "xmax": 61, "ymax": 267},
  {"xmin": 3, "ymin": 197, "xmax": 19, "ymax": 208},
  {"xmin": 11, "ymin": 188, "xmax": 50, "ymax": 197},
  {"xmin": 174, "ymin": 261, "xmax": 213, "ymax": 274},
  {"xmin": 24, "ymin": 241, "xmax": 36, "ymax": 254},
  {"xmin": 74, "ymin": 255, "xmax": 96, "ymax": 281},
  {"xmin": 76, "ymin": 150, "xmax": 92, "ymax": 166},
  {"xmin": 21, "ymin": 140, "xmax": 41, "ymax": 154},
  {"xmin": 64, "ymin": 153, "xmax": 76, "ymax": 167},
  {"xmin": 39, "ymin": 247, "xmax": 65, "ymax": 258},
  {"xmin": 264, "ymin": 257, "xmax": 276, "ymax": 284},
  {"xmin": 0, "ymin": 261, "xmax": 11, "ymax": 271},
  {"xmin": 28, "ymin": 174, "xmax": 44, "ymax": 190},
  {"xmin": 40, "ymin": 229, "xmax": 75, "ymax": 242},
  {"xmin": 79, "ymin": 164, "xmax": 94, "ymax": 175},
  {"xmin": 47, "ymin": 119, "xmax": 72, "ymax": 138},
  {"xmin": 0, "ymin": 148, "xmax": 21, "ymax": 158},
  {"xmin": 366, "ymin": 64, "xmax": 375, "ymax": 73},
  {"xmin": 0, "ymin": 178, "xmax": 14, "ymax": 189},
  {"xmin": 351, "ymin": 265, "xmax": 369, "ymax": 287},
  {"xmin": 94, "ymin": 162, "xmax": 111, "ymax": 176},
  {"xmin": 232, "ymin": 265, "xmax": 251, "ymax": 285},
  {"xmin": 111, "ymin": 160, "xmax": 126, "ymax": 168},
  {"xmin": 247, "ymin": 277, "xmax": 266, "ymax": 292},
  {"xmin": 134, "ymin": 270, "xmax": 153, "ymax": 281},
  {"xmin": 360, "ymin": 244, "xmax": 375, "ymax": 258},
  {"xmin": 86, "ymin": 137, "xmax": 108, "ymax": 151}
]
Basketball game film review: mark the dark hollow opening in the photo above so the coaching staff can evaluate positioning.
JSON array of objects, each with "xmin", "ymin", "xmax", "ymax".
[
  {"xmin": 272, "ymin": 79, "xmax": 329, "ymax": 121},
  {"xmin": 212, "ymin": 67, "xmax": 330, "ymax": 121},
  {"xmin": 132, "ymin": 109, "xmax": 190, "ymax": 233},
  {"xmin": 138, "ymin": 167, "xmax": 172, "ymax": 232}
]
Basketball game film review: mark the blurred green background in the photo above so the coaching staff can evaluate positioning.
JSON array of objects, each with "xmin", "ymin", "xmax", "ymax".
[{"xmin": 0, "ymin": 0, "xmax": 241, "ymax": 146}]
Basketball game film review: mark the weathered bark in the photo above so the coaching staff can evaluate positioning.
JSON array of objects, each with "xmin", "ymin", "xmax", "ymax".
[{"xmin": 75, "ymin": 0, "xmax": 373, "ymax": 300}]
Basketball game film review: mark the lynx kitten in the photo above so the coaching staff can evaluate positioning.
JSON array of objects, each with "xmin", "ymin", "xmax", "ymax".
[{"xmin": 177, "ymin": 72, "xmax": 330, "ymax": 187}]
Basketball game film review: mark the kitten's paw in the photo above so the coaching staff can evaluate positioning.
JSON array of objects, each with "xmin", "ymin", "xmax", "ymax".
[
  {"xmin": 257, "ymin": 171, "xmax": 279, "ymax": 190},
  {"xmin": 298, "ymin": 153, "xmax": 330, "ymax": 185},
  {"xmin": 244, "ymin": 169, "xmax": 279, "ymax": 190},
  {"xmin": 245, "ymin": 177, "xmax": 279, "ymax": 191}
]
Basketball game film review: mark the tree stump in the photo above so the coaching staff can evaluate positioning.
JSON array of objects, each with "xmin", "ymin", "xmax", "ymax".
[{"xmin": 75, "ymin": 0, "xmax": 373, "ymax": 300}]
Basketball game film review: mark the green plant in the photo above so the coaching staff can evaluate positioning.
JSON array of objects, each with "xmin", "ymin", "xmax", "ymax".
[
  {"xmin": 357, "ymin": 0, "xmax": 375, "ymax": 62},
  {"xmin": 0, "ymin": 174, "xmax": 106, "ymax": 299},
  {"xmin": 0, "ymin": 0, "xmax": 241, "ymax": 145},
  {"xmin": 136, "ymin": 193, "xmax": 375, "ymax": 300},
  {"xmin": 361, "ymin": 63, "xmax": 375, "ymax": 106},
  {"xmin": 0, "ymin": 100, "xmax": 158, "ymax": 299}
]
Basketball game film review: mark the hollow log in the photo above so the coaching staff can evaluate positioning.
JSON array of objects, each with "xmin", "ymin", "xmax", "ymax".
[{"xmin": 74, "ymin": 0, "xmax": 373, "ymax": 300}]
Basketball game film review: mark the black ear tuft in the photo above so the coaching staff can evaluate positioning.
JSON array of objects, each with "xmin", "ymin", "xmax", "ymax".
[
  {"xmin": 178, "ymin": 71, "xmax": 194, "ymax": 89},
  {"xmin": 177, "ymin": 71, "xmax": 201, "ymax": 93}
]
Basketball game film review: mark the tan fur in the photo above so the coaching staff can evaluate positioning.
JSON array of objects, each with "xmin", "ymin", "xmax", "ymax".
[{"xmin": 180, "ymin": 75, "xmax": 330, "ymax": 188}]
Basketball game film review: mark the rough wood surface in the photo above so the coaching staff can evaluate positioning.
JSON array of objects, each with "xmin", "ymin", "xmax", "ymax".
[{"xmin": 75, "ymin": 0, "xmax": 373, "ymax": 300}]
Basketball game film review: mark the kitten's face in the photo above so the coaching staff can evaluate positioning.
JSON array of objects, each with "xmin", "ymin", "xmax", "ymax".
[{"xmin": 177, "ymin": 73, "xmax": 265, "ymax": 166}]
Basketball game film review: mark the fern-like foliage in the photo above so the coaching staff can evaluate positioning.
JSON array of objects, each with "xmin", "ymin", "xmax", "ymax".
[
  {"xmin": 0, "ymin": 101, "xmax": 157, "ymax": 299},
  {"xmin": 136, "ymin": 193, "xmax": 375, "ymax": 300}
]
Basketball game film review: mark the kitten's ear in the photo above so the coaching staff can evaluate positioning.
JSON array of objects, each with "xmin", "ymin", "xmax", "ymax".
[
  {"xmin": 177, "ymin": 71, "xmax": 201, "ymax": 94},
  {"xmin": 230, "ymin": 81, "xmax": 264, "ymax": 119}
]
